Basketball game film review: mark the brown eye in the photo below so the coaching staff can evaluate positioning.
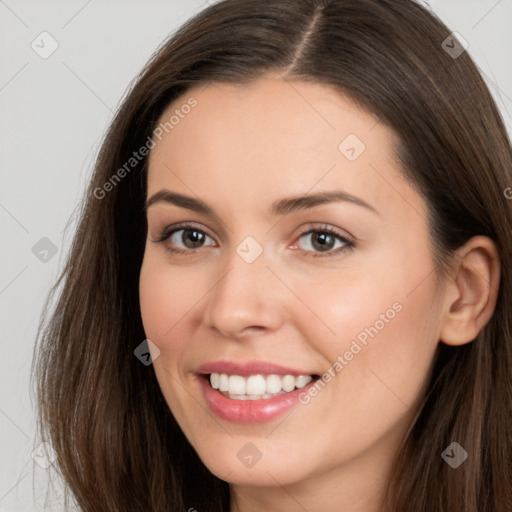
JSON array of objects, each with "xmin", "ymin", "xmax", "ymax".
[
  {"xmin": 178, "ymin": 228, "xmax": 207, "ymax": 249},
  {"xmin": 309, "ymin": 232, "xmax": 337, "ymax": 252},
  {"xmin": 153, "ymin": 224, "xmax": 216, "ymax": 254},
  {"xmin": 294, "ymin": 227, "xmax": 354, "ymax": 258}
]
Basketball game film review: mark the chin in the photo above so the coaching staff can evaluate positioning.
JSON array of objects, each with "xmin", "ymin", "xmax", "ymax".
[{"xmin": 195, "ymin": 445, "xmax": 314, "ymax": 487}]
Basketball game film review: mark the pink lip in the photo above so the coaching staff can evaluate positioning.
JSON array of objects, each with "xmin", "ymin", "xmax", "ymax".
[
  {"xmin": 197, "ymin": 375, "xmax": 318, "ymax": 423},
  {"xmin": 196, "ymin": 360, "xmax": 315, "ymax": 377}
]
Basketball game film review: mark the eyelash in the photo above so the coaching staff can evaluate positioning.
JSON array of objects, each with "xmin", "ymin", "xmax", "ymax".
[{"xmin": 151, "ymin": 222, "xmax": 355, "ymax": 258}]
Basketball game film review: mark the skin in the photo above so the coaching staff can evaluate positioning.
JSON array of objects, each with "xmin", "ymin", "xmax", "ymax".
[{"xmin": 138, "ymin": 73, "xmax": 500, "ymax": 512}]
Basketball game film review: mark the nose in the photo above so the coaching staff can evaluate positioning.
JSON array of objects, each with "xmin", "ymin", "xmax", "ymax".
[{"xmin": 203, "ymin": 244, "xmax": 286, "ymax": 341}]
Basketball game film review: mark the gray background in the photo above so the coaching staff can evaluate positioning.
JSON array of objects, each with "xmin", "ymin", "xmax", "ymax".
[{"xmin": 1, "ymin": 0, "xmax": 511, "ymax": 510}]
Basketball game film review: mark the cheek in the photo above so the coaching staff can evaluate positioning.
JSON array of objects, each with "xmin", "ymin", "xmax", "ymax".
[
  {"xmin": 139, "ymin": 256, "xmax": 203, "ymax": 342},
  {"xmin": 138, "ymin": 257, "xmax": 203, "ymax": 428},
  {"xmin": 292, "ymin": 259, "xmax": 439, "ymax": 421},
  {"xmin": 317, "ymin": 239, "xmax": 438, "ymax": 368},
  {"xmin": 289, "ymin": 269, "xmax": 407, "ymax": 362}
]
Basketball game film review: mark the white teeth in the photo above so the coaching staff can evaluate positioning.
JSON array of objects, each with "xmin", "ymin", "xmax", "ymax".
[
  {"xmin": 296, "ymin": 375, "xmax": 313, "ymax": 388},
  {"xmin": 282, "ymin": 375, "xmax": 296, "ymax": 392},
  {"xmin": 228, "ymin": 375, "xmax": 246, "ymax": 395},
  {"xmin": 246, "ymin": 375, "xmax": 266, "ymax": 395},
  {"xmin": 266, "ymin": 374, "xmax": 282, "ymax": 394},
  {"xmin": 210, "ymin": 373, "xmax": 220, "ymax": 390},
  {"xmin": 208, "ymin": 372, "xmax": 314, "ymax": 399},
  {"xmin": 229, "ymin": 391, "xmax": 287, "ymax": 401},
  {"xmin": 218, "ymin": 373, "xmax": 229, "ymax": 392}
]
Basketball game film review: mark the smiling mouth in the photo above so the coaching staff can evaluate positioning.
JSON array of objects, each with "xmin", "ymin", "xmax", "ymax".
[{"xmin": 206, "ymin": 372, "xmax": 320, "ymax": 400}]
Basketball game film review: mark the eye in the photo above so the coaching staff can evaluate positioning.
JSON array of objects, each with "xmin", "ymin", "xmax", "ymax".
[
  {"xmin": 292, "ymin": 225, "xmax": 355, "ymax": 258},
  {"xmin": 151, "ymin": 222, "xmax": 355, "ymax": 258},
  {"xmin": 151, "ymin": 223, "xmax": 216, "ymax": 254}
]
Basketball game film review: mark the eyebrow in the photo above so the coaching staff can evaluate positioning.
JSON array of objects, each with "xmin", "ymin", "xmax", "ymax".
[{"xmin": 145, "ymin": 189, "xmax": 379, "ymax": 216}]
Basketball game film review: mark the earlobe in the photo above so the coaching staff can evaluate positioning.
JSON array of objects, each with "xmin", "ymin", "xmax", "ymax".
[{"xmin": 439, "ymin": 236, "xmax": 500, "ymax": 347}]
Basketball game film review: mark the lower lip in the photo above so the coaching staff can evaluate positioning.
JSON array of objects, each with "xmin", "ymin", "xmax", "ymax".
[{"xmin": 197, "ymin": 375, "xmax": 317, "ymax": 423}]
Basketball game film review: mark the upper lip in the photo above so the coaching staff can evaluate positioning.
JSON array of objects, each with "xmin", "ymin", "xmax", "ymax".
[{"xmin": 196, "ymin": 360, "xmax": 317, "ymax": 377}]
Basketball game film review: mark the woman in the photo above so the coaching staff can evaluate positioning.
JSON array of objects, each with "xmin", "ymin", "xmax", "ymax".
[{"xmin": 32, "ymin": 0, "xmax": 512, "ymax": 510}]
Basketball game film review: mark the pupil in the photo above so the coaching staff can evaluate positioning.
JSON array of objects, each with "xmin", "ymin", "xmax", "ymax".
[
  {"xmin": 184, "ymin": 229, "xmax": 204, "ymax": 248},
  {"xmin": 313, "ymin": 232, "xmax": 334, "ymax": 252}
]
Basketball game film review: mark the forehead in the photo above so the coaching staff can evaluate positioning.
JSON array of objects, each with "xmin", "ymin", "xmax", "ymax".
[
  {"xmin": 150, "ymin": 75, "xmax": 389, "ymax": 164},
  {"xmin": 146, "ymin": 74, "xmax": 422, "ymax": 223}
]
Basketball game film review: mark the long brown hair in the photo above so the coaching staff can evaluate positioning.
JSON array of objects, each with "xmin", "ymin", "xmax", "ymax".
[{"xmin": 31, "ymin": 0, "xmax": 512, "ymax": 510}]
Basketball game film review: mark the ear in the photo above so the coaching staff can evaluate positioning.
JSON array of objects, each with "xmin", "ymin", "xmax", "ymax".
[{"xmin": 439, "ymin": 236, "xmax": 500, "ymax": 346}]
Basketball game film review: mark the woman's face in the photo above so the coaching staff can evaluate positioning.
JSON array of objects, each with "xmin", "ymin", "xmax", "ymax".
[{"xmin": 139, "ymin": 74, "xmax": 445, "ymax": 495}]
